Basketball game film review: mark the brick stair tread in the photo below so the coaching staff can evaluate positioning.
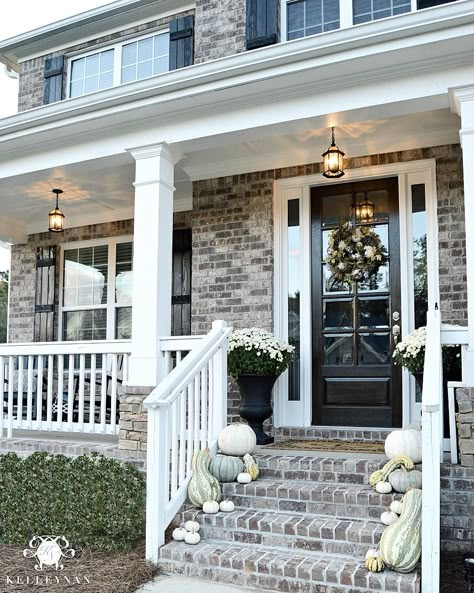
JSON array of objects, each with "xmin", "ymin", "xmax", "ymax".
[
  {"xmin": 182, "ymin": 508, "xmax": 384, "ymax": 537},
  {"xmin": 221, "ymin": 478, "xmax": 401, "ymax": 517},
  {"xmin": 180, "ymin": 508, "xmax": 385, "ymax": 556},
  {"xmin": 159, "ymin": 540, "xmax": 420, "ymax": 593},
  {"xmin": 254, "ymin": 454, "xmax": 388, "ymax": 483}
]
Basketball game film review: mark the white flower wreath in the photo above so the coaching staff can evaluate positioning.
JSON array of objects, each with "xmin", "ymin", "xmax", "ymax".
[{"xmin": 325, "ymin": 221, "xmax": 388, "ymax": 285}]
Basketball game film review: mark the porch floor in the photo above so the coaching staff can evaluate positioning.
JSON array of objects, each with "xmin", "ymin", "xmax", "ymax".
[{"xmin": 0, "ymin": 431, "xmax": 146, "ymax": 470}]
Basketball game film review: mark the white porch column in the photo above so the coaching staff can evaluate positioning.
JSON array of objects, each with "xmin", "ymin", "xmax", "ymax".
[
  {"xmin": 450, "ymin": 86, "xmax": 474, "ymax": 385},
  {"xmin": 127, "ymin": 143, "xmax": 181, "ymax": 387}
]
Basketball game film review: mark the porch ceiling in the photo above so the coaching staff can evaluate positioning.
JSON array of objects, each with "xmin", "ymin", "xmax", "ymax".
[{"xmin": 0, "ymin": 108, "xmax": 460, "ymax": 242}]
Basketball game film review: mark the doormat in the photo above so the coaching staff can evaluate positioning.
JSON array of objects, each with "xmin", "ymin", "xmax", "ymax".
[{"xmin": 263, "ymin": 439, "xmax": 386, "ymax": 453}]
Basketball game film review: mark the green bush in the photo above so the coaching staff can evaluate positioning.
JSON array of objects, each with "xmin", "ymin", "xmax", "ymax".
[{"xmin": 0, "ymin": 452, "xmax": 145, "ymax": 551}]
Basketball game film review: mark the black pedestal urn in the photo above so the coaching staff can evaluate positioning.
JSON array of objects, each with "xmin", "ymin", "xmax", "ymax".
[{"xmin": 237, "ymin": 374, "xmax": 277, "ymax": 445}]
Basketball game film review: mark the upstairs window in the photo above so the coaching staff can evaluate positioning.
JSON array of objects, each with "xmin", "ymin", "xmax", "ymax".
[
  {"xmin": 352, "ymin": 0, "xmax": 410, "ymax": 24},
  {"xmin": 68, "ymin": 31, "xmax": 170, "ymax": 98},
  {"xmin": 286, "ymin": 0, "xmax": 340, "ymax": 40}
]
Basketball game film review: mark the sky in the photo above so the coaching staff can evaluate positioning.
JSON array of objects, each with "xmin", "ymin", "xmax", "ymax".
[{"xmin": 0, "ymin": 0, "xmax": 114, "ymax": 271}]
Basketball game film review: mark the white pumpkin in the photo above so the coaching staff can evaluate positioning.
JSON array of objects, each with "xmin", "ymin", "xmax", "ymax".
[
  {"xmin": 172, "ymin": 527, "xmax": 187, "ymax": 541},
  {"xmin": 184, "ymin": 520, "xmax": 200, "ymax": 532},
  {"xmin": 385, "ymin": 428, "xmax": 422, "ymax": 464},
  {"xmin": 365, "ymin": 548, "xmax": 380, "ymax": 561},
  {"xmin": 390, "ymin": 500, "xmax": 404, "ymax": 515},
  {"xmin": 184, "ymin": 530, "xmax": 201, "ymax": 545},
  {"xmin": 237, "ymin": 472, "xmax": 252, "ymax": 484},
  {"xmin": 203, "ymin": 500, "xmax": 220, "ymax": 514},
  {"xmin": 218, "ymin": 424, "xmax": 256, "ymax": 456},
  {"xmin": 375, "ymin": 481, "xmax": 392, "ymax": 494},
  {"xmin": 219, "ymin": 500, "xmax": 235, "ymax": 512},
  {"xmin": 381, "ymin": 511, "xmax": 399, "ymax": 526}
]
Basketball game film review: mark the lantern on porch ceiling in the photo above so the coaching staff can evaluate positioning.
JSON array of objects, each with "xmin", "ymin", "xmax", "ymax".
[
  {"xmin": 354, "ymin": 196, "xmax": 375, "ymax": 224},
  {"xmin": 48, "ymin": 189, "xmax": 65, "ymax": 233},
  {"xmin": 322, "ymin": 127, "xmax": 345, "ymax": 179}
]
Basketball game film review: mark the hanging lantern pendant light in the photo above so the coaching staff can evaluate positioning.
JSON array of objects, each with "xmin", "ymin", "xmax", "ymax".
[
  {"xmin": 354, "ymin": 195, "xmax": 375, "ymax": 224},
  {"xmin": 322, "ymin": 127, "xmax": 345, "ymax": 179},
  {"xmin": 48, "ymin": 188, "xmax": 65, "ymax": 232}
]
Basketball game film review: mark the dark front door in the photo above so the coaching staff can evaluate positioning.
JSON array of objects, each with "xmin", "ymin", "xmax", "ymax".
[{"xmin": 311, "ymin": 178, "xmax": 402, "ymax": 428}]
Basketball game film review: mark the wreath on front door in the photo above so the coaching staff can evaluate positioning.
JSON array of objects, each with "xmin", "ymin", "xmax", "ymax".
[{"xmin": 325, "ymin": 221, "xmax": 388, "ymax": 285}]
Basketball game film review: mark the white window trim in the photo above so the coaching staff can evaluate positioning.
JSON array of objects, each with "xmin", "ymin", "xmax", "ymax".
[
  {"xmin": 281, "ymin": 0, "xmax": 419, "ymax": 42},
  {"xmin": 66, "ymin": 27, "xmax": 170, "ymax": 99},
  {"xmin": 273, "ymin": 159, "xmax": 438, "ymax": 428},
  {"xmin": 58, "ymin": 236, "xmax": 133, "ymax": 342}
]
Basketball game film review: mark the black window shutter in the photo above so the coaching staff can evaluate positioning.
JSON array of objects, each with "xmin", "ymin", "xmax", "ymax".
[
  {"xmin": 246, "ymin": 0, "xmax": 279, "ymax": 51},
  {"xmin": 417, "ymin": 0, "xmax": 457, "ymax": 8},
  {"xmin": 169, "ymin": 16, "xmax": 194, "ymax": 71},
  {"xmin": 171, "ymin": 229, "xmax": 192, "ymax": 336},
  {"xmin": 43, "ymin": 56, "xmax": 65, "ymax": 105},
  {"xmin": 34, "ymin": 247, "xmax": 56, "ymax": 342}
]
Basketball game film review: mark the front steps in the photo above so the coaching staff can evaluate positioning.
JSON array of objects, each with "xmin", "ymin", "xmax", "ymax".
[{"xmin": 160, "ymin": 452, "xmax": 421, "ymax": 593}]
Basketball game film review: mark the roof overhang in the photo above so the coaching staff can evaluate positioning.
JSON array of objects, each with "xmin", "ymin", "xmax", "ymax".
[{"xmin": 0, "ymin": 0, "xmax": 195, "ymax": 70}]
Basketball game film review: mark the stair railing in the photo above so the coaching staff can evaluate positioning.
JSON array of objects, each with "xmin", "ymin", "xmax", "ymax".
[
  {"xmin": 421, "ymin": 307, "xmax": 442, "ymax": 593},
  {"xmin": 144, "ymin": 320, "xmax": 232, "ymax": 563}
]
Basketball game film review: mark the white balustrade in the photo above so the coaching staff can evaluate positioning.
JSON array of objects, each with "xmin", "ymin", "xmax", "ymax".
[
  {"xmin": 421, "ymin": 309, "xmax": 442, "ymax": 593},
  {"xmin": 0, "ymin": 341, "xmax": 131, "ymax": 438},
  {"xmin": 145, "ymin": 320, "xmax": 231, "ymax": 563}
]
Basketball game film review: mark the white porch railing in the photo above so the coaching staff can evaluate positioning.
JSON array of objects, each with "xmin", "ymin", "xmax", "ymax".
[
  {"xmin": 421, "ymin": 308, "xmax": 442, "ymax": 593},
  {"xmin": 0, "ymin": 340, "xmax": 131, "ymax": 438},
  {"xmin": 421, "ymin": 315, "xmax": 469, "ymax": 593},
  {"xmin": 144, "ymin": 320, "xmax": 232, "ymax": 563},
  {"xmin": 160, "ymin": 335, "xmax": 204, "ymax": 375}
]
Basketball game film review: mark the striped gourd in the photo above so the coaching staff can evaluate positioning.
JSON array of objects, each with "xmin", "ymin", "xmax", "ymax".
[
  {"xmin": 379, "ymin": 488, "xmax": 422, "ymax": 573},
  {"xmin": 243, "ymin": 454, "xmax": 259, "ymax": 480},
  {"xmin": 188, "ymin": 449, "xmax": 221, "ymax": 508},
  {"xmin": 369, "ymin": 455, "xmax": 414, "ymax": 488}
]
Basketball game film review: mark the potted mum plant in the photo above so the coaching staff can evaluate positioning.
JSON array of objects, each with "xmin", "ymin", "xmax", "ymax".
[
  {"xmin": 228, "ymin": 328, "xmax": 295, "ymax": 445},
  {"xmin": 393, "ymin": 326, "xmax": 461, "ymax": 400}
]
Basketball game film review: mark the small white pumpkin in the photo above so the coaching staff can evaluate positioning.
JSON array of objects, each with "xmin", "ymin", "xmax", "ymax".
[
  {"xmin": 184, "ymin": 520, "xmax": 200, "ymax": 532},
  {"xmin": 365, "ymin": 548, "xmax": 380, "ymax": 561},
  {"xmin": 172, "ymin": 527, "xmax": 187, "ymax": 541},
  {"xmin": 381, "ymin": 511, "xmax": 399, "ymax": 526},
  {"xmin": 385, "ymin": 428, "xmax": 422, "ymax": 464},
  {"xmin": 184, "ymin": 530, "xmax": 201, "ymax": 545},
  {"xmin": 219, "ymin": 499, "xmax": 235, "ymax": 512},
  {"xmin": 237, "ymin": 472, "xmax": 252, "ymax": 484},
  {"xmin": 390, "ymin": 500, "xmax": 404, "ymax": 515},
  {"xmin": 203, "ymin": 500, "xmax": 220, "ymax": 514},
  {"xmin": 218, "ymin": 424, "xmax": 256, "ymax": 456},
  {"xmin": 375, "ymin": 481, "xmax": 392, "ymax": 494}
]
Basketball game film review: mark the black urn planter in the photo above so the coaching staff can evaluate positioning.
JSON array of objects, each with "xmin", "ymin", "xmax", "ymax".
[{"xmin": 237, "ymin": 374, "xmax": 278, "ymax": 445}]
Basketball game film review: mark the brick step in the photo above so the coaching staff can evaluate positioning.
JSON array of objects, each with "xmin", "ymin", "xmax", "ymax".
[
  {"xmin": 181, "ymin": 508, "xmax": 384, "ymax": 558},
  {"xmin": 273, "ymin": 427, "xmax": 392, "ymax": 442},
  {"xmin": 159, "ymin": 540, "xmax": 420, "ymax": 593},
  {"xmin": 255, "ymin": 454, "xmax": 386, "ymax": 484},
  {"xmin": 221, "ymin": 479, "xmax": 402, "ymax": 520}
]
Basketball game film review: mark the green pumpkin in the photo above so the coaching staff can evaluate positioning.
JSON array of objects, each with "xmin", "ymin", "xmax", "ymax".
[
  {"xmin": 210, "ymin": 455, "xmax": 244, "ymax": 482},
  {"xmin": 379, "ymin": 488, "xmax": 422, "ymax": 573},
  {"xmin": 388, "ymin": 468, "xmax": 422, "ymax": 493},
  {"xmin": 188, "ymin": 449, "xmax": 221, "ymax": 507}
]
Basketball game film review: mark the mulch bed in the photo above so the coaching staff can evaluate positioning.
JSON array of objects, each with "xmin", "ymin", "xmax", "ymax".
[
  {"xmin": 0, "ymin": 541, "xmax": 158, "ymax": 593},
  {"xmin": 264, "ymin": 439, "xmax": 386, "ymax": 453}
]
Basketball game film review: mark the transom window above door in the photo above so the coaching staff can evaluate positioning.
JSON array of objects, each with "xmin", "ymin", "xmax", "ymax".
[{"xmin": 68, "ymin": 30, "xmax": 170, "ymax": 98}]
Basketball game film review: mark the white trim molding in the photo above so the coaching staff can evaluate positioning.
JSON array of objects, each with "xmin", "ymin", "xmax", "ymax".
[
  {"xmin": 273, "ymin": 159, "xmax": 438, "ymax": 428},
  {"xmin": 450, "ymin": 84, "xmax": 474, "ymax": 384}
]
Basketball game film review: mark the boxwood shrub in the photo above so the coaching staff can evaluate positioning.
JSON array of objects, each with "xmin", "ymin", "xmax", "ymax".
[{"xmin": 0, "ymin": 452, "xmax": 145, "ymax": 551}]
